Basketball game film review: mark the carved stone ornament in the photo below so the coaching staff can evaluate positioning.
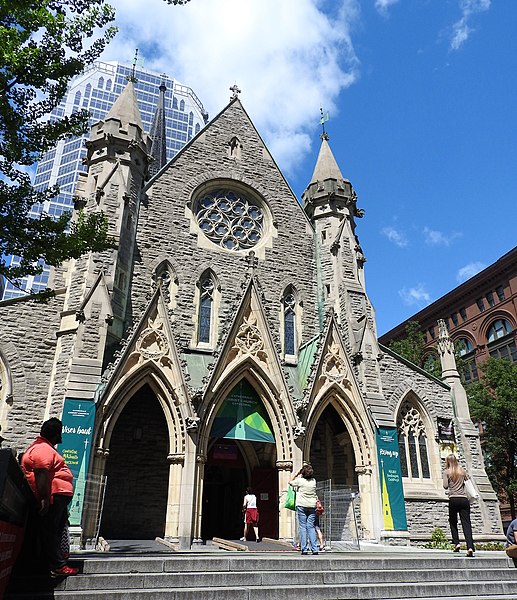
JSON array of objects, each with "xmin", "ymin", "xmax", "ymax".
[
  {"xmin": 232, "ymin": 312, "xmax": 268, "ymax": 362},
  {"xmin": 136, "ymin": 327, "xmax": 169, "ymax": 360},
  {"xmin": 292, "ymin": 425, "xmax": 306, "ymax": 439},
  {"xmin": 276, "ymin": 460, "xmax": 294, "ymax": 471},
  {"xmin": 167, "ymin": 453, "xmax": 185, "ymax": 465},
  {"xmin": 320, "ymin": 342, "xmax": 349, "ymax": 385},
  {"xmin": 185, "ymin": 416, "xmax": 200, "ymax": 431},
  {"xmin": 355, "ymin": 464, "xmax": 372, "ymax": 476}
]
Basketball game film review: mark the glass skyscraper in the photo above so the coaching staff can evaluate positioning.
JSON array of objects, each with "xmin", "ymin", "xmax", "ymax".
[{"xmin": 2, "ymin": 60, "xmax": 208, "ymax": 299}]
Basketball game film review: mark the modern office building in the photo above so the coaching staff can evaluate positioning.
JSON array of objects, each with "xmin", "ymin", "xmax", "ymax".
[
  {"xmin": 2, "ymin": 60, "xmax": 208, "ymax": 299},
  {"xmin": 379, "ymin": 246, "xmax": 517, "ymax": 384}
]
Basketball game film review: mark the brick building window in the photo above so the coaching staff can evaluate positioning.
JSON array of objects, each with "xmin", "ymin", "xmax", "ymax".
[
  {"xmin": 451, "ymin": 312, "xmax": 459, "ymax": 327},
  {"xmin": 460, "ymin": 307, "xmax": 467, "ymax": 321},
  {"xmin": 487, "ymin": 319, "xmax": 517, "ymax": 363},
  {"xmin": 486, "ymin": 291, "xmax": 495, "ymax": 307},
  {"xmin": 496, "ymin": 285, "xmax": 506, "ymax": 301},
  {"xmin": 476, "ymin": 298, "xmax": 485, "ymax": 312}
]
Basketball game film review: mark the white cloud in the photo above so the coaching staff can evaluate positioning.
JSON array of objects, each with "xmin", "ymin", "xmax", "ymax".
[
  {"xmin": 450, "ymin": 0, "xmax": 491, "ymax": 50},
  {"xmin": 103, "ymin": 0, "xmax": 361, "ymax": 176},
  {"xmin": 374, "ymin": 0, "xmax": 400, "ymax": 16},
  {"xmin": 423, "ymin": 227, "xmax": 461, "ymax": 246},
  {"xmin": 381, "ymin": 226, "xmax": 408, "ymax": 248},
  {"xmin": 399, "ymin": 284, "xmax": 431, "ymax": 307},
  {"xmin": 456, "ymin": 261, "xmax": 486, "ymax": 282}
]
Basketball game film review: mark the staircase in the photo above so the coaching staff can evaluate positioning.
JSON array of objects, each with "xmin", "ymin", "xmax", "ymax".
[{"xmin": 8, "ymin": 551, "xmax": 517, "ymax": 599}]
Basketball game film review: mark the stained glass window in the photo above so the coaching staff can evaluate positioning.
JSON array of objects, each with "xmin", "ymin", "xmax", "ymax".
[
  {"xmin": 198, "ymin": 277, "xmax": 214, "ymax": 344},
  {"xmin": 283, "ymin": 292, "xmax": 296, "ymax": 355},
  {"xmin": 196, "ymin": 189, "xmax": 264, "ymax": 251},
  {"xmin": 397, "ymin": 400, "xmax": 431, "ymax": 481}
]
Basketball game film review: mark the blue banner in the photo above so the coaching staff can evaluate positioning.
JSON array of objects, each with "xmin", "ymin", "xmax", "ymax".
[
  {"xmin": 376, "ymin": 428, "xmax": 407, "ymax": 531},
  {"xmin": 58, "ymin": 399, "xmax": 96, "ymax": 526}
]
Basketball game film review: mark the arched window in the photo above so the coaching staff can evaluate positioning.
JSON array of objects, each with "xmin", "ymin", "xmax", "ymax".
[
  {"xmin": 487, "ymin": 319, "xmax": 516, "ymax": 362},
  {"xmin": 281, "ymin": 286, "xmax": 299, "ymax": 359},
  {"xmin": 98, "ymin": 77, "xmax": 104, "ymax": 89},
  {"xmin": 397, "ymin": 400, "xmax": 431, "ymax": 480},
  {"xmin": 153, "ymin": 261, "xmax": 177, "ymax": 310},
  {"xmin": 180, "ymin": 99, "xmax": 185, "ymax": 111},
  {"xmin": 284, "ymin": 294, "xmax": 296, "ymax": 356},
  {"xmin": 106, "ymin": 79, "xmax": 112, "ymax": 91},
  {"xmin": 487, "ymin": 319, "xmax": 512, "ymax": 343},
  {"xmin": 455, "ymin": 337, "xmax": 473, "ymax": 356},
  {"xmin": 198, "ymin": 274, "xmax": 215, "ymax": 345},
  {"xmin": 74, "ymin": 91, "xmax": 81, "ymax": 106}
]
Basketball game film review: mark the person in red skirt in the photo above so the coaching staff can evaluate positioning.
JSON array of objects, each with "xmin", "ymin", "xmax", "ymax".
[{"xmin": 240, "ymin": 487, "xmax": 260, "ymax": 542}]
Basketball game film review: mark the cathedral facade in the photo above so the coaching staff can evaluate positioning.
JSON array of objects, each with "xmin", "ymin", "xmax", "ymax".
[{"xmin": 0, "ymin": 83, "xmax": 502, "ymax": 548}]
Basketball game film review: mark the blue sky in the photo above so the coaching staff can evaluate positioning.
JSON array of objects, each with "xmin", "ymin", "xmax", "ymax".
[{"xmin": 101, "ymin": 0, "xmax": 516, "ymax": 335}]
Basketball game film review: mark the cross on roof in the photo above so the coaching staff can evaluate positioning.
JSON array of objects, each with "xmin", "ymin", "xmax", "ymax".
[{"xmin": 230, "ymin": 84, "xmax": 241, "ymax": 100}]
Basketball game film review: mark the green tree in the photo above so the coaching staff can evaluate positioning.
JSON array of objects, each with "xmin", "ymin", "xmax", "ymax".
[
  {"xmin": 0, "ymin": 0, "xmax": 117, "ymax": 296},
  {"xmin": 389, "ymin": 321, "xmax": 442, "ymax": 378},
  {"xmin": 468, "ymin": 357, "xmax": 517, "ymax": 518}
]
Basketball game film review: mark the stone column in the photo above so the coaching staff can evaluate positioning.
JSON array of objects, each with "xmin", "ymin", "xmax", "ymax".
[
  {"xmin": 176, "ymin": 435, "xmax": 198, "ymax": 549},
  {"xmin": 164, "ymin": 453, "xmax": 184, "ymax": 542},
  {"xmin": 277, "ymin": 460, "xmax": 294, "ymax": 541}
]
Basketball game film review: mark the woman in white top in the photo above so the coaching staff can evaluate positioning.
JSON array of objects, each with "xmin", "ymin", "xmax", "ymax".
[
  {"xmin": 241, "ymin": 487, "xmax": 260, "ymax": 542},
  {"xmin": 289, "ymin": 463, "xmax": 318, "ymax": 555}
]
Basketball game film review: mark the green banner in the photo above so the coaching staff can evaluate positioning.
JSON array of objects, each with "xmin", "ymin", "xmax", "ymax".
[
  {"xmin": 58, "ymin": 399, "xmax": 95, "ymax": 526},
  {"xmin": 211, "ymin": 380, "xmax": 274, "ymax": 443},
  {"xmin": 376, "ymin": 428, "xmax": 407, "ymax": 531}
]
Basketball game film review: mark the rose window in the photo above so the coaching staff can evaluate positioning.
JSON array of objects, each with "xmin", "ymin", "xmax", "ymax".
[{"xmin": 196, "ymin": 189, "xmax": 264, "ymax": 250}]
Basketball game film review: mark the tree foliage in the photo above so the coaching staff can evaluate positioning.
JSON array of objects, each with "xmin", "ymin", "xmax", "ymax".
[
  {"xmin": 467, "ymin": 357, "xmax": 517, "ymax": 518},
  {"xmin": 0, "ymin": 0, "xmax": 117, "ymax": 294},
  {"xmin": 389, "ymin": 321, "xmax": 442, "ymax": 378}
]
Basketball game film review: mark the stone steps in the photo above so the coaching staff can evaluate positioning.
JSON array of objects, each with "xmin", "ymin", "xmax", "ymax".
[{"xmin": 7, "ymin": 551, "xmax": 517, "ymax": 600}]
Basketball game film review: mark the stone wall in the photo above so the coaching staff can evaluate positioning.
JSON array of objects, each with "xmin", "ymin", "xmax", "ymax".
[
  {"xmin": 129, "ymin": 101, "xmax": 318, "ymax": 361},
  {"xmin": 0, "ymin": 294, "xmax": 64, "ymax": 452}
]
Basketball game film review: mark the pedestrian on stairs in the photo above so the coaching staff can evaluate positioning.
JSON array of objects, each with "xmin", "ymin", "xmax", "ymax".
[
  {"xmin": 290, "ymin": 463, "xmax": 319, "ymax": 555},
  {"xmin": 443, "ymin": 454, "xmax": 475, "ymax": 557},
  {"xmin": 21, "ymin": 418, "xmax": 79, "ymax": 577},
  {"xmin": 241, "ymin": 487, "xmax": 260, "ymax": 542}
]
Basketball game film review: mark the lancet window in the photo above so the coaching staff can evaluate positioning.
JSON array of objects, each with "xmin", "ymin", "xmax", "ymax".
[
  {"xmin": 397, "ymin": 400, "xmax": 430, "ymax": 480},
  {"xmin": 198, "ymin": 274, "xmax": 215, "ymax": 345}
]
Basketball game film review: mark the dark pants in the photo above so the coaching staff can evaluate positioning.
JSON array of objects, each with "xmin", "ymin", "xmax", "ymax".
[
  {"xmin": 40, "ymin": 494, "xmax": 71, "ymax": 570},
  {"xmin": 449, "ymin": 496, "xmax": 475, "ymax": 550}
]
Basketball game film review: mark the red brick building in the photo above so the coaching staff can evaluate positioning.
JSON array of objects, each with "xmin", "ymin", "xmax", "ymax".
[{"xmin": 379, "ymin": 246, "xmax": 517, "ymax": 383}]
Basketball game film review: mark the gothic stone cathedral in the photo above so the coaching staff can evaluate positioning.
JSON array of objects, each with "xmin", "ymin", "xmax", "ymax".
[{"xmin": 0, "ymin": 83, "xmax": 502, "ymax": 548}]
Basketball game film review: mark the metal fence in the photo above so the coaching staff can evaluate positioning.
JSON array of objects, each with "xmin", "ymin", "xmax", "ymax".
[
  {"xmin": 70, "ymin": 473, "xmax": 107, "ymax": 549},
  {"xmin": 316, "ymin": 480, "xmax": 360, "ymax": 551}
]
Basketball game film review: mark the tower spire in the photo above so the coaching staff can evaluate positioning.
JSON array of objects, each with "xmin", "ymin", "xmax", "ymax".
[{"xmin": 148, "ymin": 79, "xmax": 168, "ymax": 178}]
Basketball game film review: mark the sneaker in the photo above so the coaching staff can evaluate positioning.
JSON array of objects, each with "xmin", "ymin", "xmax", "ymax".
[
  {"xmin": 239, "ymin": 537, "xmax": 246, "ymax": 541},
  {"xmin": 466, "ymin": 548, "xmax": 475, "ymax": 557},
  {"xmin": 51, "ymin": 565, "xmax": 79, "ymax": 577},
  {"xmin": 453, "ymin": 544, "xmax": 461, "ymax": 553}
]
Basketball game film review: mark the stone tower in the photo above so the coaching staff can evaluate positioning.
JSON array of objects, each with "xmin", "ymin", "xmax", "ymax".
[
  {"xmin": 302, "ymin": 132, "xmax": 393, "ymax": 430},
  {"xmin": 44, "ymin": 80, "xmax": 150, "ymax": 415}
]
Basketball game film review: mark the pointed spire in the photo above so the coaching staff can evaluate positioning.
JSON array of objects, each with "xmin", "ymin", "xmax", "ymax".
[
  {"xmin": 105, "ymin": 80, "xmax": 144, "ymax": 132},
  {"xmin": 309, "ymin": 136, "xmax": 345, "ymax": 185},
  {"xmin": 148, "ymin": 81, "xmax": 168, "ymax": 178}
]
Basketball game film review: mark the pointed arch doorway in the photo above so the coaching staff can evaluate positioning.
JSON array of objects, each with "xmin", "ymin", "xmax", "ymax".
[
  {"xmin": 101, "ymin": 384, "xmax": 169, "ymax": 539},
  {"xmin": 201, "ymin": 379, "xmax": 278, "ymax": 541},
  {"xmin": 309, "ymin": 404, "xmax": 358, "ymax": 487}
]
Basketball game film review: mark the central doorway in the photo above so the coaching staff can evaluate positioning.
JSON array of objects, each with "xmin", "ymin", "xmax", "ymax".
[{"xmin": 201, "ymin": 438, "xmax": 278, "ymax": 541}]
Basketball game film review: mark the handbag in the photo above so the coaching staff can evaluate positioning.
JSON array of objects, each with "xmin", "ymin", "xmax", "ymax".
[
  {"xmin": 315, "ymin": 498, "xmax": 324, "ymax": 516},
  {"xmin": 464, "ymin": 477, "xmax": 479, "ymax": 503},
  {"xmin": 284, "ymin": 484, "xmax": 296, "ymax": 511}
]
